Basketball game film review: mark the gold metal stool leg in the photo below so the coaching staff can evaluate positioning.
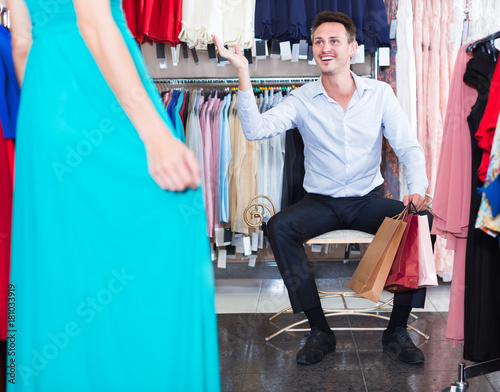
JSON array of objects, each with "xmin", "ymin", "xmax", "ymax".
[{"xmin": 265, "ymin": 291, "xmax": 430, "ymax": 341}]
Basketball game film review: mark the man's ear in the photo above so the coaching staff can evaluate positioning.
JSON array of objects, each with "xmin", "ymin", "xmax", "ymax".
[{"xmin": 349, "ymin": 40, "xmax": 358, "ymax": 58}]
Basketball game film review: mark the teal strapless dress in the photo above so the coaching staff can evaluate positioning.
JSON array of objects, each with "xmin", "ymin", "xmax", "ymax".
[{"xmin": 9, "ymin": 1, "xmax": 220, "ymax": 391}]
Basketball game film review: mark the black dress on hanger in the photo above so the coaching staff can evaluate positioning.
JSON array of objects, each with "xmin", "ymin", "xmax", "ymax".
[{"xmin": 463, "ymin": 47, "xmax": 500, "ymax": 362}]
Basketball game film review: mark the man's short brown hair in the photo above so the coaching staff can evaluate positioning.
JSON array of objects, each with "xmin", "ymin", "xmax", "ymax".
[{"xmin": 310, "ymin": 11, "xmax": 357, "ymax": 43}]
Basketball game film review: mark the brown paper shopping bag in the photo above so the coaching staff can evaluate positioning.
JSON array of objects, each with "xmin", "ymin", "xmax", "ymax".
[
  {"xmin": 384, "ymin": 214, "xmax": 419, "ymax": 293},
  {"xmin": 347, "ymin": 215, "xmax": 407, "ymax": 302}
]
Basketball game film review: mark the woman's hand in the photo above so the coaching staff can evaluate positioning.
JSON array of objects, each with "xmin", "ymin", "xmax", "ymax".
[{"xmin": 145, "ymin": 131, "xmax": 201, "ymax": 191}]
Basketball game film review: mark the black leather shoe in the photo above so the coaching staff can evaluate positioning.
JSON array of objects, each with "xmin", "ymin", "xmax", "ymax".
[
  {"xmin": 382, "ymin": 327, "xmax": 425, "ymax": 364},
  {"xmin": 296, "ymin": 328, "xmax": 336, "ymax": 365}
]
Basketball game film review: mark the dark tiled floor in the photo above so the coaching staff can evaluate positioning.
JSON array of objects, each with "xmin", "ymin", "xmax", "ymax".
[{"xmin": 217, "ymin": 312, "xmax": 500, "ymax": 392}]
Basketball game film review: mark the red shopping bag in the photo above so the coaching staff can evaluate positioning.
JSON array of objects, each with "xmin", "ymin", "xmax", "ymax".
[{"xmin": 384, "ymin": 214, "xmax": 419, "ymax": 293}]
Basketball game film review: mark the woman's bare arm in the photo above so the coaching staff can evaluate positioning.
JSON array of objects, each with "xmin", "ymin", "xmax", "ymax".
[
  {"xmin": 6, "ymin": 0, "xmax": 32, "ymax": 85},
  {"xmin": 72, "ymin": 0, "xmax": 200, "ymax": 191}
]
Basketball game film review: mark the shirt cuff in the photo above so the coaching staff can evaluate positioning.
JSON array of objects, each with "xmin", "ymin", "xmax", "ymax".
[
  {"xmin": 408, "ymin": 184, "xmax": 427, "ymax": 198},
  {"xmin": 238, "ymin": 88, "xmax": 254, "ymax": 105}
]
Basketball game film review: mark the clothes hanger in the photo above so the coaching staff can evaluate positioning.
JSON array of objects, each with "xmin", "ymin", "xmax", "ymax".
[
  {"xmin": 467, "ymin": 30, "xmax": 500, "ymax": 61},
  {"xmin": 0, "ymin": 6, "xmax": 7, "ymax": 28}
]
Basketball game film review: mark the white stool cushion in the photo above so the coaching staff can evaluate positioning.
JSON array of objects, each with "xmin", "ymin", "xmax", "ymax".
[{"xmin": 304, "ymin": 229, "xmax": 374, "ymax": 244}]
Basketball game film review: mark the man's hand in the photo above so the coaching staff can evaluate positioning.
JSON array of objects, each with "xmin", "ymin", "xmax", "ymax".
[
  {"xmin": 403, "ymin": 194, "xmax": 427, "ymax": 212},
  {"xmin": 211, "ymin": 34, "xmax": 248, "ymax": 72},
  {"xmin": 211, "ymin": 34, "xmax": 252, "ymax": 92}
]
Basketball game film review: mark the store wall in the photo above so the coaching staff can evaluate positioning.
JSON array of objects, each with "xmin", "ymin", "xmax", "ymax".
[{"xmin": 141, "ymin": 42, "xmax": 373, "ymax": 79}]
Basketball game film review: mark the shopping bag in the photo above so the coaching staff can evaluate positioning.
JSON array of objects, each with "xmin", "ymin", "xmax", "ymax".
[
  {"xmin": 417, "ymin": 214, "xmax": 438, "ymax": 287},
  {"xmin": 384, "ymin": 214, "xmax": 420, "ymax": 293},
  {"xmin": 347, "ymin": 214, "xmax": 407, "ymax": 302}
]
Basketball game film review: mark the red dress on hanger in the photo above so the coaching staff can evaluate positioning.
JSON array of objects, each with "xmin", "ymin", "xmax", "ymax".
[
  {"xmin": 122, "ymin": 0, "xmax": 138, "ymax": 39},
  {"xmin": 157, "ymin": 0, "xmax": 183, "ymax": 45},
  {"xmin": 475, "ymin": 60, "xmax": 500, "ymax": 182},
  {"xmin": 0, "ymin": 120, "xmax": 12, "ymax": 341},
  {"xmin": 137, "ymin": 0, "xmax": 161, "ymax": 43}
]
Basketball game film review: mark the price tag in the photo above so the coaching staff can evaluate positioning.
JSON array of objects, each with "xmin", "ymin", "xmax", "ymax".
[
  {"xmin": 217, "ymin": 249, "xmax": 227, "ymax": 268},
  {"xmin": 243, "ymin": 236, "xmax": 252, "ymax": 256}
]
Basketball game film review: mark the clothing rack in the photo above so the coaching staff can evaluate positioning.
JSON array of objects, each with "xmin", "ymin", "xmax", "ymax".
[
  {"xmin": 443, "ymin": 359, "xmax": 500, "ymax": 391},
  {"xmin": 443, "ymin": 34, "xmax": 500, "ymax": 391},
  {"xmin": 153, "ymin": 77, "xmax": 319, "ymax": 86}
]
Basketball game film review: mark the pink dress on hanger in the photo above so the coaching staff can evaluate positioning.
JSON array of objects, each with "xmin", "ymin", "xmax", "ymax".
[
  {"xmin": 431, "ymin": 45, "xmax": 478, "ymax": 345},
  {"xmin": 211, "ymin": 97, "xmax": 222, "ymax": 232},
  {"xmin": 201, "ymin": 95, "xmax": 215, "ymax": 237}
]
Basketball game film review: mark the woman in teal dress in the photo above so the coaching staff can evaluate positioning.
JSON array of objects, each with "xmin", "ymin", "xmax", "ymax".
[{"xmin": 7, "ymin": 0, "xmax": 220, "ymax": 390}]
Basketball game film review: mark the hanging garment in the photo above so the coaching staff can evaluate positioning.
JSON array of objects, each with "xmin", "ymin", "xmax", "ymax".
[
  {"xmin": 178, "ymin": 0, "xmax": 203, "ymax": 48},
  {"xmin": 173, "ymin": 89, "xmax": 185, "ymax": 142},
  {"xmin": 200, "ymin": 94, "xmax": 215, "ymax": 236},
  {"xmin": 372, "ymin": 0, "xmax": 400, "ymax": 201},
  {"xmin": 273, "ymin": 0, "xmax": 290, "ymax": 40},
  {"xmin": 468, "ymin": 0, "xmax": 500, "ymax": 42},
  {"xmin": 285, "ymin": 0, "xmax": 308, "ymax": 41},
  {"xmin": 179, "ymin": 0, "xmax": 254, "ymax": 49},
  {"xmin": 361, "ymin": 0, "xmax": 390, "ymax": 54},
  {"xmin": 475, "ymin": 58, "xmax": 500, "ymax": 182},
  {"xmin": 218, "ymin": 93, "xmax": 232, "ymax": 223},
  {"xmin": 255, "ymin": 90, "xmax": 285, "ymax": 212},
  {"xmin": 10, "ymin": 1, "xmax": 220, "ymax": 391},
  {"xmin": 156, "ymin": 0, "xmax": 183, "ymax": 45},
  {"xmin": 254, "ymin": 0, "xmax": 389, "ymax": 49},
  {"xmin": 223, "ymin": 0, "xmax": 255, "ymax": 49},
  {"xmin": 476, "ymin": 113, "xmax": 500, "ymax": 235},
  {"xmin": 0, "ymin": 23, "xmax": 18, "ymax": 344},
  {"xmin": 254, "ymin": 0, "xmax": 274, "ymax": 40},
  {"xmin": 4, "ymin": 138, "xmax": 14, "ymax": 180},
  {"xmin": 228, "ymin": 94, "xmax": 258, "ymax": 234},
  {"xmin": 281, "ymin": 128, "xmax": 305, "ymax": 209},
  {"xmin": 210, "ymin": 95, "xmax": 222, "ymax": 233},
  {"xmin": 186, "ymin": 90, "xmax": 206, "ymax": 197},
  {"xmin": 180, "ymin": 89, "xmax": 189, "ymax": 131},
  {"xmin": 0, "ymin": 120, "xmax": 12, "ymax": 342},
  {"xmin": 395, "ymin": 0, "xmax": 417, "ymax": 199},
  {"xmin": 0, "ymin": 25, "xmax": 20, "ymax": 139},
  {"xmin": 166, "ymin": 88, "xmax": 179, "ymax": 125},
  {"xmin": 431, "ymin": 45, "xmax": 477, "ymax": 345},
  {"xmin": 463, "ymin": 47, "xmax": 500, "ymax": 362},
  {"xmin": 228, "ymin": 95, "xmax": 239, "ymax": 227},
  {"xmin": 412, "ymin": 0, "xmax": 456, "ymax": 279},
  {"xmin": 137, "ymin": 0, "xmax": 161, "ymax": 43},
  {"xmin": 122, "ymin": 0, "xmax": 138, "ymax": 39}
]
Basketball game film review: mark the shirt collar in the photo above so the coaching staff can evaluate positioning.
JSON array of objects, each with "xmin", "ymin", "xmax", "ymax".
[{"xmin": 312, "ymin": 71, "xmax": 374, "ymax": 99}]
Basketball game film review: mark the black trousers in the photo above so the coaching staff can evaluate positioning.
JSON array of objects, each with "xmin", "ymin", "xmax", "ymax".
[{"xmin": 267, "ymin": 187, "xmax": 431, "ymax": 313}]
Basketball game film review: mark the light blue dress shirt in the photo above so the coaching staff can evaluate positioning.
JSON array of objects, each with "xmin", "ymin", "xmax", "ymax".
[
  {"xmin": 218, "ymin": 94, "xmax": 232, "ymax": 223},
  {"xmin": 237, "ymin": 72, "xmax": 428, "ymax": 198}
]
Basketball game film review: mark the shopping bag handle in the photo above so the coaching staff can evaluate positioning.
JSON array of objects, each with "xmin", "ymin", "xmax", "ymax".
[{"xmin": 392, "ymin": 205, "xmax": 409, "ymax": 220}]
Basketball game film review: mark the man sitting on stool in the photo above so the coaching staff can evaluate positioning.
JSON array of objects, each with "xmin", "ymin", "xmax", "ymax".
[{"xmin": 212, "ymin": 11, "xmax": 432, "ymax": 366}]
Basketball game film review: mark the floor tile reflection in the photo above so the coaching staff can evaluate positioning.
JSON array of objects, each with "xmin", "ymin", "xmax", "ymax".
[{"xmin": 217, "ymin": 312, "xmax": 500, "ymax": 392}]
